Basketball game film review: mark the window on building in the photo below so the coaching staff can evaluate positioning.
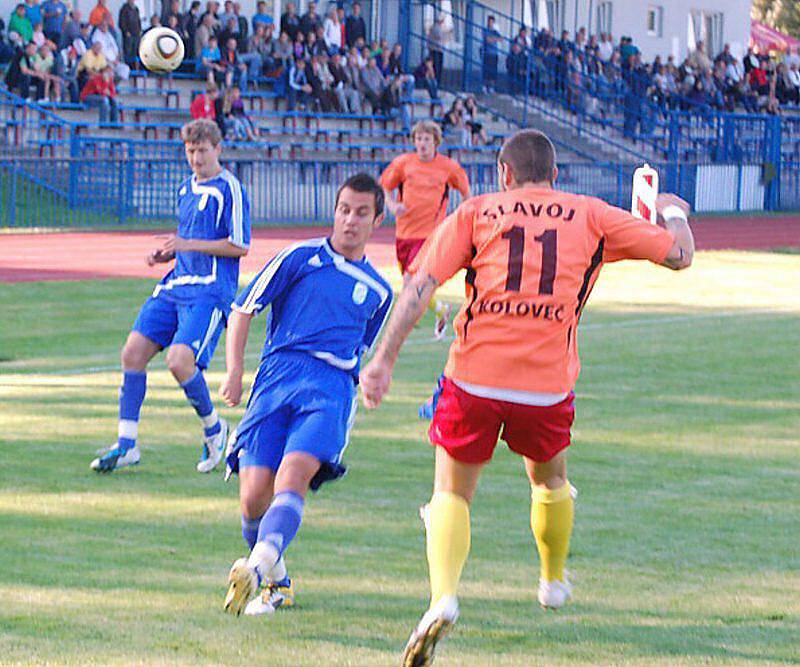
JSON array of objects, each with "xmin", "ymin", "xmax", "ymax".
[
  {"xmin": 688, "ymin": 10, "xmax": 724, "ymax": 58},
  {"xmin": 596, "ymin": 1, "xmax": 612, "ymax": 35},
  {"xmin": 646, "ymin": 6, "xmax": 663, "ymax": 37},
  {"xmin": 537, "ymin": 0, "xmax": 563, "ymax": 32}
]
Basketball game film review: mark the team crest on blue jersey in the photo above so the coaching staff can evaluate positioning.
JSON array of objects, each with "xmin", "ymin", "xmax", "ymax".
[{"xmin": 352, "ymin": 282, "xmax": 368, "ymax": 305}]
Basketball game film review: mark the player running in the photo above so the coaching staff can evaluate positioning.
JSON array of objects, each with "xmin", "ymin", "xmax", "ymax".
[
  {"xmin": 380, "ymin": 120, "xmax": 470, "ymax": 339},
  {"xmin": 90, "ymin": 119, "xmax": 251, "ymax": 474},
  {"xmin": 219, "ymin": 173, "xmax": 392, "ymax": 616},
  {"xmin": 361, "ymin": 129, "xmax": 694, "ymax": 666}
]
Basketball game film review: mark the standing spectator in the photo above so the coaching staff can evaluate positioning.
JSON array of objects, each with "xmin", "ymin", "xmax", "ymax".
[
  {"xmin": 300, "ymin": 1, "xmax": 320, "ymax": 38},
  {"xmin": 482, "ymin": 15, "xmax": 500, "ymax": 92},
  {"xmin": 252, "ymin": 0, "xmax": 272, "ymax": 32},
  {"xmin": 194, "ymin": 13, "xmax": 216, "ymax": 63},
  {"xmin": 414, "ymin": 54, "xmax": 438, "ymax": 99},
  {"xmin": 219, "ymin": 15, "xmax": 239, "ymax": 46},
  {"xmin": 118, "ymin": 0, "xmax": 141, "ymax": 68},
  {"xmin": 784, "ymin": 61, "xmax": 800, "ymax": 105},
  {"xmin": 77, "ymin": 39, "xmax": 107, "ymax": 89},
  {"xmin": 144, "ymin": 13, "xmax": 160, "ymax": 31},
  {"xmin": 714, "ymin": 43, "xmax": 733, "ymax": 67},
  {"xmin": 322, "ymin": 6, "xmax": 342, "ymax": 55},
  {"xmin": 4, "ymin": 40, "xmax": 44, "ymax": 98},
  {"xmin": 92, "ymin": 18, "xmax": 129, "ymax": 79},
  {"xmin": 88, "ymin": 0, "xmax": 114, "ymax": 30},
  {"xmin": 60, "ymin": 9, "xmax": 81, "ymax": 49},
  {"xmin": 221, "ymin": 36, "xmax": 247, "ymax": 89},
  {"xmin": 328, "ymin": 51, "xmax": 359, "ymax": 112},
  {"xmin": 688, "ymin": 40, "xmax": 712, "ymax": 72},
  {"xmin": 233, "ymin": 3, "xmax": 248, "ymax": 46},
  {"xmin": 182, "ymin": 1, "xmax": 201, "ymax": 58},
  {"xmin": 427, "ymin": 15, "xmax": 446, "ymax": 85},
  {"xmin": 41, "ymin": 0, "xmax": 66, "ymax": 45},
  {"xmin": 190, "ymin": 82, "xmax": 218, "ymax": 119},
  {"xmin": 199, "ymin": 0, "xmax": 220, "ymax": 28},
  {"xmin": 287, "ymin": 56, "xmax": 311, "ymax": 109},
  {"xmin": 514, "ymin": 26, "xmax": 531, "ymax": 51},
  {"xmin": 506, "ymin": 41, "xmax": 526, "ymax": 94},
  {"xmin": 345, "ymin": 1, "xmax": 366, "ymax": 48},
  {"xmin": 161, "ymin": 0, "xmax": 181, "ymax": 26},
  {"xmin": 80, "ymin": 65, "xmax": 118, "ymax": 122},
  {"xmin": 200, "ymin": 34, "xmax": 224, "ymax": 84},
  {"xmin": 9, "ymin": 4, "xmax": 33, "ymax": 46},
  {"xmin": 280, "ymin": 1, "xmax": 299, "ymax": 41},
  {"xmin": 24, "ymin": 0, "xmax": 42, "ymax": 34},
  {"xmin": 361, "ymin": 55, "xmax": 385, "ymax": 113},
  {"xmin": 217, "ymin": 0, "xmax": 234, "ymax": 30},
  {"xmin": 31, "ymin": 42, "xmax": 61, "ymax": 100}
]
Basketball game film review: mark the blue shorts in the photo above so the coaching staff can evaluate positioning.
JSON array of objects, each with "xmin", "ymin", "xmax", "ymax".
[
  {"xmin": 132, "ymin": 295, "xmax": 227, "ymax": 370},
  {"xmin": 230, "ymin": 351, "xmax": 358, "ymax": 490}
]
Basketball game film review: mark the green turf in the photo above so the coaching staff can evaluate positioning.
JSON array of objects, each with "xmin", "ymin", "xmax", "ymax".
[{"xmin": 0, "ymin": 251, "xmax": 799, "ymax": 666}]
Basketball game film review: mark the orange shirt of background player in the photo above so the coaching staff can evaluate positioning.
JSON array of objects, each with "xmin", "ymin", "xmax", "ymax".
[
  {"xmin": 89, "ymin": 4, "xmax": 114, "ymax": 28},
  {"xmin": 380, "ymin": 153, "xmax": 470, "ymax": 240},
  {"xmin": 412, "ymin": 187, "xmax": 675, "ymax": 394}
]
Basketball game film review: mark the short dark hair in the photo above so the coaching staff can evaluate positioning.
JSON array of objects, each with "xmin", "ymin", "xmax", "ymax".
[
  {"xmin": 335, "ymin": 173, "xmax": 384, "ymax": 217},
  {"xmin": 498, "ymin": 129, "xmax": 557, "ymax": 184}
]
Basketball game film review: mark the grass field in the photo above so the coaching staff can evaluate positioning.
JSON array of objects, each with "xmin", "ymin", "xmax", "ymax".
[{"xmin": 1, "ymin": 250, "xmax": 799, "ymax": 666}]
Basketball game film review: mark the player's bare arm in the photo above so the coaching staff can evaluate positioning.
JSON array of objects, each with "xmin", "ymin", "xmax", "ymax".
[
  {"xmin": 159, "ymin": 234, "xmax": 249, "ymax": 258},
  {"xmin": 382, "ymin": 187, "xmax": 407, "ymax": 217},
  {"xmin": 655, "ymin": 193, "xmax": 694, "ymax": 271},
  {"xmin": 360, "ymin": 271, "xmax": 438, "ymax": 408},
  {"xmin": 220, "ymin": 309, "xmax": 252, "ymax": 407},
  {"xmin": 146, "ymin": 248, "xmax": 175, "ymax": 266}
]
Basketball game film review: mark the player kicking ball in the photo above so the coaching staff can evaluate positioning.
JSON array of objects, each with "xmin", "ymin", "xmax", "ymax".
[
  {"xmin": 91, "ymin": 119, "xmax": 251, "ymax": 473},
  {"xmin": 361, "ymin": 129, "xmax": 695, "ymax": 666},
  {"xmin": 380, "ymin": 121, "xmax": 470, "ymax": 340},
  {"xmin": 219, "ymin": 174, "xmax": 392, "ymax": 616}
]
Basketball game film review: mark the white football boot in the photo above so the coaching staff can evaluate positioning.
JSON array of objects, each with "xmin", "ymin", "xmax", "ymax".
[
  {"xmin": 402, "ymin": 595, "xmax": 459, "ymax": 667},
  {"xmin": 538, "ymin": 574, "xmax": 573, "ymax": 610},
  {"xmin": 197, "ymin": 418, "xmax": 228, "ymax": 473},
  {"xmin": 90, "ymin": 444, "xmax": 141, "ymax": 473}
]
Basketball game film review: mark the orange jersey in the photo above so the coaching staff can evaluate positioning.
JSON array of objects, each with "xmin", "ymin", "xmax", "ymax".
[
  {"xmin": 412, "ymin": 187, "xmax": 675, "ymax": 394},
  {"xmin": 380, "ymin": 153, "xmax": 470, "ymax": 240}
]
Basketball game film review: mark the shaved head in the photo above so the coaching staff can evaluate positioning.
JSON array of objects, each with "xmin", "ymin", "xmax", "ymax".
[{"xmin": 498, "ymin": 129, "xmax": 557, "ymax": 185}]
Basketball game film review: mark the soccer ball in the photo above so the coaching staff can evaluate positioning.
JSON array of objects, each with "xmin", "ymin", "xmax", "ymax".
[{"xmin": 138, "ymin": 27, "xmax": 185, "ymax": 73}]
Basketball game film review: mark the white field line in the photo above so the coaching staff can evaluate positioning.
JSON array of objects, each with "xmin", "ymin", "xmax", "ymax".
[{"xmin": 0, "ymin": 308, "xmax": 796, "ymax": 379}]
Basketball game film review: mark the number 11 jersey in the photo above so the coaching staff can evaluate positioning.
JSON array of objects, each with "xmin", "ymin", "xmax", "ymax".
[{"xmin": 411, "ymin": 187, "xmax": 675, "ymax": 396}]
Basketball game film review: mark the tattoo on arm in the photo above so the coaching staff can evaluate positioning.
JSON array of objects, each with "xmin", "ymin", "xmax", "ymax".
[{"xmin": 378, "ymin": 274, "xmax": 439, "ymax": 363}]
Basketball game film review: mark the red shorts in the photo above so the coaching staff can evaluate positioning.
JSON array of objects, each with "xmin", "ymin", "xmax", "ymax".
[
  {"xmin": 395, "ymin": 237, "xmax": 427, "ymax": 275},
  {"xmin": 429, "ymin": 378, "xmax": 575, "ymax": 464}
]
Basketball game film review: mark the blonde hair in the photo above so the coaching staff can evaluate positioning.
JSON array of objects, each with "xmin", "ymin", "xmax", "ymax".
[
  {"xmin": 410, "ymin": 120, "xmax": 442, "ymax": 146},
  {"xmin": 181, "ymin": 118, "xmax": 222, "ymax": 146}
]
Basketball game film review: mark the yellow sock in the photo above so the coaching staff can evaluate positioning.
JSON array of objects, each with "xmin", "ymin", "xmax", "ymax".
[
  {"xmin": 531, "ymin": 482, "xmax": 573, "ymax": 582},
  {"xmin": 426, "ymin": 491, "xmax": 471, "ymax": 607}
]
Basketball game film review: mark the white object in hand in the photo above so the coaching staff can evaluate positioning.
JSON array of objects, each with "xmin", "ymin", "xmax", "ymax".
[{"xmin": 631, "ymin": 163, "xmax": 659, "ymax": 224}]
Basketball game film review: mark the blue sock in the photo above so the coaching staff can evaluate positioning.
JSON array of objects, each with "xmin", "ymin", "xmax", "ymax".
[
  {"xmin": 180, "ymin": 368, "xmax": 221, "ymax": 437},
  {"xmin": 241, "ymin": 515, "xmax": 261, "ymax": 550},
  {"xmin": 118, "ymin": 370, "xmax": 146, "ymax": 452},
  {"xmin": 257, "ymin": 491, "xmax": 305, "ymax": 557}
]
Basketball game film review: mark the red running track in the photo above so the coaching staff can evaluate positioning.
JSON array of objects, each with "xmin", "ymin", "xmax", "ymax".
[{"xmin": 1, "ymin": 216, "xmax": 798, "ymax": 283}]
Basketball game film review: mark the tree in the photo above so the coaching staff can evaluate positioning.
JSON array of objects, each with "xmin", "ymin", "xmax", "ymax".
[{"xmin": 752, "ymin": 0, "xmax": 800, "ymax": 38}]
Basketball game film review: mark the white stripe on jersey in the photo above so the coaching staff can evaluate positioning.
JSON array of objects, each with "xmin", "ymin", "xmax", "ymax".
[
  {"xmin": 153, "ymin": 257, "xmax": 218, "ymax": 297},
  {"xmin": 311, "ymin": 350, "xmax": 358, "ymax": 370},
  {"xmin": 191, "ymin": 176, "xmax": 225, "ymax": 226},
  {"xmin": 220, "ymin": 170, "xmax": 247, "ymax": 247},
  {"xmin": 196, "ymin": 307, "xmax": 223, "ymax": 360},
  {"xmin": 235, "ymin": 238, "xmax": 327, "ymax": 314}
]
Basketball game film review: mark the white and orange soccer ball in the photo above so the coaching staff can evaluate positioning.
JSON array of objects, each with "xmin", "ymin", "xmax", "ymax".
[{"xmin": 138, "ymin": 27, "xmax": 185, "ymax": 73}]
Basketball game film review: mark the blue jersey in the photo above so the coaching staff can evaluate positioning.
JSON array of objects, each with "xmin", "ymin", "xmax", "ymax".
[
  {"xmin": 153, "ymin": 168, "xmax": 251, "ymax": 308},
  {"xmin": 233, "ymin": 237, "xmax": 392, "ymax": 382}
]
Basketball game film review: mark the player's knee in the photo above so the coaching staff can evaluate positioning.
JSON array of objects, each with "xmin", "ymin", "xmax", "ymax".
[
  {"xmin": 121, "ymin": 339, "xmax": 148, "ymax": 370},
  {"xmin": 165, "ymin": 345, "xmax": 195, "ymax": 377}
]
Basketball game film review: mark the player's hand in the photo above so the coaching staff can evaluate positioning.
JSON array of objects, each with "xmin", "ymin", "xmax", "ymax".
[
  {"xmin": 146, "ymin": 248, "xmax": 173, "ymax": 265},
  {"xmin": 359, "ymin": 358, "xmax": 392, "ymax": 409},
  {"xmin": 655, "ymin": 193, "xmax": 691, "ymax": 223},
  {"xmin": 157, "ymin": 234, "xmax": 190, "ymax": 254},
  {"xmin": 393, "ymin": 202, "xmax": 407, "ymax": 217},
  {"xmin": 220, "ymin": 373, "xmax": 243, "ymax": 407}
]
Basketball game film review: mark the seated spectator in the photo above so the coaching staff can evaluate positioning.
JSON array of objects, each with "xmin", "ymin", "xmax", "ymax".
[
  {"xmin": 4, "ymin": 40, "xmax": 44, "ymax": 98},
  {"xmin": 219, "ymin": 84, "xmax": 256, "ymax": 140},
  {"xmin": 309, "ymin": 52, "xmax": 339, "ymax": 111},
  {"xmin": 784, "ymin": 61, "xmax": 800, "ymax": 105},
  {"xmin": 80, "ymin": 64, "xmax": 118, "ymax": 122},
  {"xmin": 322, "ymin": 6, "xmax": 341, "ymax": 55},
  {"xmin": 381, "ymin": 74, "xmax": 410, "ymax": 128},
  {"xmin": 292, "ymin": 31, "xmax": 306, "ymax": 60},
  {"xmin": 200, "ymin": 35, "xmax": 224, "ymax": 85},
  {"xmin": 9, "ymin": 3, "xmax": 34, "ymax": 47},
  {"xmin": 378, "ymin": 48, "xmax": 391, "ymax": 76},
  {"xmin": 0, "ymin": 19, "xmax": 14, "ymax": 63},
  {"xmin": 328, "ymin": 51, "xmax": 359, "ymax": 113},
  {"xmin": 748, "ymin": 57, "xmax": 770, "ymax": 96},
  {"xmin": 31, "ymin": 42, "xmax": 61, "ymax": 101},
  {"xmin": 272, "ymin": 30, "xmax": 293, "ymax": 69},
  {"xmin": 464, "ymin": 94, "xmax": 487, "ymax": 145},
  {"xmin": 221, "ymin": 36, "xmax": 248, "ymax": 89},
  {"xmin": 144, "ymin": 14, "xmax": 160, "ymax": 32},
  {"xmin": 55, "ymin": 41, "xmax": 80, "ymax": 101},
  {"xmin": 76, "ymin": 39, "xmax": 106, "ymax": 89},
  {"xmin": 442, "ymin": 97, "xmax": 470, "ymax": 145},
  {"xmin": 248, "ymin": 23, "xmax": 272, "ymax": 74},
  {"xmin": 310, "ymin": 25, "xmax": 327, "ymax": 57},
  {"xmin": 361, "ymin": 55, "xmax": 385, "ymax": 112},
  {"xmin": 92, "ymin": 18, "xmax": 129, "ymax": 79},
  {"xmin": 191, "ymin": 82, "xmax": 218, "ymax": 119},
  {"xmin": 414, "ymin": 54, "xmax": 438, "ymax": 99},
  {"xmin": 287, "ymin": 56, "xmax": 312, "ymax": 110},
  {"xmin": 88, "ymin": 0, "xmax": 113, "ymax": 29}
]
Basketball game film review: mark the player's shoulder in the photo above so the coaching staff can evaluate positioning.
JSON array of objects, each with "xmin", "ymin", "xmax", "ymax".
[
  {"xmin": 215, "ymin": 168, "xmax": 246, "ymax": 195},
  {"xmin": 274, "ymin": 236, "xmax": 330, "ymax": 266},
  {"xmin": 360, "ymin": 257, "xmax": 392, "ymax": 292},
  {"xmin": 436, "ymin": 153, "xmax": 463, "ymax": 170}
]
